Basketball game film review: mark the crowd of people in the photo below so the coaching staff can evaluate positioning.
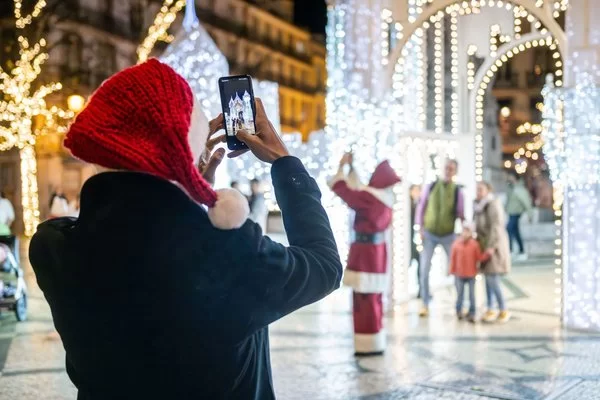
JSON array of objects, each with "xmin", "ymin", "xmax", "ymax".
[
  {"xmin": 334, "ymin": 157, "xmax": 519, "ymax": 347},
  {"xmin": 406, "ymin": 161, "xmax": 531, "ymax": 325}
]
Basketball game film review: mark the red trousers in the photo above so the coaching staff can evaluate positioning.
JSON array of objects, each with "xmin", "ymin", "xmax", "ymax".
[{"xmin": 352, "ymin": 292, "xmax": 385, "ymax": 353}]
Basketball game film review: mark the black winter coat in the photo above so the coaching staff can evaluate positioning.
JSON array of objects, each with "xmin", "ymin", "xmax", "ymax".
[{"xmin": 29, "ymin": 156, "xmax": 342, "ymax": 400}]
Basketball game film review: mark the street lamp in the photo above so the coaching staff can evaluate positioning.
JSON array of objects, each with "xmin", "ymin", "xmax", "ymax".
[{"xmin": 67, "ymin": 94, "xmax": 85, "ymax": 113}]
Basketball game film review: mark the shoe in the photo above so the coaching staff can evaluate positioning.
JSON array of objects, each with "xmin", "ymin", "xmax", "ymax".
[
  {"xmin": 467, "ymin": 314, "xmax": 476, "ymax": 323},
  {"xmin": 456, "ymin": 312, "xmax": 464, "ymax": 321},
  {"xmin": 497, "ymin": 310, "xmax": 511, "ymax": 323},
  {"xmin": 515, "ymin": 253, "xmax": 528, "ymax": 261},
  {"xmin": 482, "ymin": 310, "xmax": 498, "ymax": 323},
  {"xmin": 419, "ymin": 307, "xmax": 429, "ymax": 317}
]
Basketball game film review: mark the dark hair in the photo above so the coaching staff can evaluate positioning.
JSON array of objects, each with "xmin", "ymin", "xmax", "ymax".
[
  {"xmin": 230, "ymin": 181, "xmax": 239, "ymax": 187},
  {"xmin": 250, "ymin": 179, "xmax": 260, "ymax": 185},
  {"xmin": 446, "ymin": 159, "xmax": 458, "ymax": 169}
]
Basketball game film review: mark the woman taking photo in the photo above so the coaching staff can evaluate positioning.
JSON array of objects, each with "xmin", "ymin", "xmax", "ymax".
[{"xmin": 474, "ymin": 181, "xmax": 512, "ymax": 323}]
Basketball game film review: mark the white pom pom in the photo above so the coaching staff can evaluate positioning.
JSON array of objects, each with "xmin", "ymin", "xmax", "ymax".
[{"xmin": 207, "ymin": 188, "xmax": 250, "ymax": 230}]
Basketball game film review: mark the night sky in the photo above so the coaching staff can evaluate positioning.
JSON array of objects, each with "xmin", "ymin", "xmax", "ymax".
[{"xmin": 294, "ymin": 0, "xmax": 327, "ymax": 35}]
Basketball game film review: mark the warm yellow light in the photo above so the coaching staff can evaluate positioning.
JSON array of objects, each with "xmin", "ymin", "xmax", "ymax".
[
  {"xmin": 67, "ymin": 94, "xmax": 85, "ymax": 113},
  {"xmin": 1, "ymin": 0, "xmax": 73, "ymax": 236},
  {"xmin": 500, "ymin": 106, "xmax": 511, "ymax": 117},
  {"xmin": 137, "ymin": 0, "xmax": 186, "ymax": 63}
]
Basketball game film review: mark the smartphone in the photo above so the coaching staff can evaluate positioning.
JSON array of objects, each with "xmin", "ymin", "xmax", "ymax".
[{"xmin": 218, "ymin": 75, "xmax": 257, "ymax": 150}]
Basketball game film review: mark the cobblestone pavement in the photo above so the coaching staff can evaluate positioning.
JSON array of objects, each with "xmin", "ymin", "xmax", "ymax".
[{"xmin": 1, "ymin": 245, "xmax": 599, "ymax": 399}]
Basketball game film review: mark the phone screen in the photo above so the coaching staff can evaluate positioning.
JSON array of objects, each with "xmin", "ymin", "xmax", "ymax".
[{"xmin": 218, "ymin": 75, "xmax": 256, "ymax": 150}]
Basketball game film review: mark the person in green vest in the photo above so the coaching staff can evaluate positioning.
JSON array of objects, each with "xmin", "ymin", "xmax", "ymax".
[
  {"xmin": 415, "ymin": 159, "xmax": 465, "ymax": 317},
  {"xmin": 0, "ymin": 190, "xmax": 15, "ymax": 236}
]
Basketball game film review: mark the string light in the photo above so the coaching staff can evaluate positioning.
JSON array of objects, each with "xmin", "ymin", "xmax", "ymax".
[
  {"xmin": 511, "ymin": 123, "xmax": 544, "ymax": 174},
  {"xmin": 543, "ymin": 69, "xmax": 599, "ymax": 330},
  {"xmin": 160, "ymin": 9, "xmax": 229, "ymax": 120},
  {"xmin": 474, "ymin": 36, "xmax": 562, "ymax": 180},
  {"xmin": 490, "ymin": 24, "xmax": 501, "ymax": 57},
  {"xmin": 137, "ymin": 0, "xmax": 186, "ymax": 63},
  {"xmin": 467, "ymin": 45, "xmax": 478, "ymax": 90},
  {"xmin": 433, "ymin": 17, "xmax": 443, "ymax": 133},
  {"xmin": 1, "ymin": 0, "xmax": 73, "ymax": 236},
  {"xmin": 381, "ymin": 9, "xmax": 393, "ymax": 66},
  {"xmin": 13, "ymin": 0, "xmax": 46, "ymax": 29},
  {"xmin": 449, "ymin": 13, "xmax": 459, "ymax": 134},
  {"xmin": 513, "ymin": 7, "xmax": 522, "ymax": 39}
]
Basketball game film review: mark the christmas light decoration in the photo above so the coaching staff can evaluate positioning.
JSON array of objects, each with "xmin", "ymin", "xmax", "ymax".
[
  {"xmin": 434, "ymin": 18, "xmax": 443, "ymax": 133},
  {"xmin": 473, "ymin": 35, "xmax": 562, "ymax": 180},
  {"xmin": 137, "ymin": 0, "xmax": 185, "ymax": 63},
  {"xmin": 543, "ymin": 71, "xmax": 600, "ymax": 331},
  {"xmin": 1, "ymin": 0, "xmax": 73, "ymax": 236},
  {"xmin": 467, "ymin": 45, "xmax": 477, "ymax": 90},
  {"xmin": 449, "ymin": 13, "xmax": 459, "ymax": 134},
  {"xmin": 380, "ymin": 9, "xmax": 393, "ymax": 66},
  {"xmin": 160, "ymin": 1, "xmax": 229, "ymax": 119}
]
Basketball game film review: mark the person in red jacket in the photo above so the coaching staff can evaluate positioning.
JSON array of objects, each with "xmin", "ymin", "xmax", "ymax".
[
  {"xmin": 449, "ymin": 222, "xmax": 490, "ymax": 322},
  {"xmin": 329, "ymin": 153, "xmax": 401, "ymax": 356}
]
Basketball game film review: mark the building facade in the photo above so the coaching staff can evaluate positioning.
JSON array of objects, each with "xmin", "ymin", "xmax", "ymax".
[
  {"xmin": 0, "ymin": 0, "xmax": 326, "ymax": 232},
  {"xmin": 195, "ymin": 0, "xmax": 326, "ymax": 137}
]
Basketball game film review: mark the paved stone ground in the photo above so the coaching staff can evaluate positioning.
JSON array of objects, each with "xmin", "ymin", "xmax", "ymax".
[{"xmin": 1, "ymin": 242, "xmax": 599, "ymax": 399}]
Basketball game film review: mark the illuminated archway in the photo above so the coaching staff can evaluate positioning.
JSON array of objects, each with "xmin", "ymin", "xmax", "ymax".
[
  {"xmin": 468, "ymin": 32, "xmax": 563, "ymax": 180},
  {"xmin": 386, "ymin": 0, "xmax": 566, "ymax": 79}
]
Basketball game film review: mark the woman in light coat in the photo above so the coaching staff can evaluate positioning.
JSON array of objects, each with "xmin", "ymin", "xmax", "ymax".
[{"xmin": 474, "ymin": 181, "xmax": 512, "ymax": 323}]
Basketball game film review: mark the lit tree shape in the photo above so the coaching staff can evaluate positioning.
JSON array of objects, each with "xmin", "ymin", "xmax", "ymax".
[{"xmin": 0, "ymin": 0, "xmax": 73, "ymax": 236}]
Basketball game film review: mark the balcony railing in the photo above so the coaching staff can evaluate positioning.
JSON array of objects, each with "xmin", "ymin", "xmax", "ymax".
[
  {"xmin": 494, "ymin": 72, "xmax": 519, "ymax": 89},
  {"xmin": 259, "ymin": 71, "xmax": 322, "ymax": 95}
]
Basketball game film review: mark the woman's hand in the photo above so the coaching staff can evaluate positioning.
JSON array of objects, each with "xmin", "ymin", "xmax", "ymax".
[
  {"xmin": 198, "ymin": 114, "xmax": 226, "ymax": 185},
  {"xmin": 339, "ymin": 153, "xmax": 352, "ymax": 167},
  {"xmin": 485, "ymin": 248, "xmax": 495, "ymax": 257},
  {"xmin": 233, "ymin": 98, "xmax": 289, "ymax": 163}
]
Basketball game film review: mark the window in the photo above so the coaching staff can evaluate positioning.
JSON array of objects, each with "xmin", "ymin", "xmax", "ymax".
[
  {"xmin": 98, "ymin": 42, "xmax": 116, "ymax": 75},
  {"xmin": 130, "ymin": 0, "xmax": 145, "ymax": 36},
  {"xmin": 98, "ymin": 0, "xmax": 113, "ymax": 15},
  {"xmin": 67, "ymin": 34, "xmax": 82, "ymax": 73}
]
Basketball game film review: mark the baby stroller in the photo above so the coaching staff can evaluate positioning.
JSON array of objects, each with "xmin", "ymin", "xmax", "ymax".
[{"xmin": 0, "ymin": 235, "xmax": 27, "ymax": 321}]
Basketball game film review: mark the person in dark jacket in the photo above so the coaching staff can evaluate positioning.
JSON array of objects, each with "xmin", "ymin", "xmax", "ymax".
[{"xmin": 29, "ymin": 59, "xmax": 342, "ymax": 400}]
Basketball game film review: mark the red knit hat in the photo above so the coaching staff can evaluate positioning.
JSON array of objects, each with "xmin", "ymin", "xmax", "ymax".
[
  {"xmin": 65, "ymin": 59, "xmax": 249, "ymax": 229},
  {"xmin": 369, "ymin": 160, "xmax": 401, "ymax": 189}
]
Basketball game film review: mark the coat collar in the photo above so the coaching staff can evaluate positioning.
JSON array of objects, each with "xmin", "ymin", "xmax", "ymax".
[{"xmin": 77, "ymin": 171, "xmax": 206, "ymax": 224}]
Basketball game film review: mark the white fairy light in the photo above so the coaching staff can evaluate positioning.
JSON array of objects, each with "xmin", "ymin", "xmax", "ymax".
[
  {"xmin": 450, "ymin": 12, "xmax": 459, "ymax": 135},
  {"xmin": 543, "ymin": 70, "xmax": 600, "ymax": 330},
  {"xmin": 467, "ymin": 45, "xmax": 478, "ymax": 91},
  {"xmin": 434, "ymin": 18, "xmax": 443, "ymax": 133},
  {"xmin": 474, "ymin": 36, "xmax": 562, "ymax": 180}
]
